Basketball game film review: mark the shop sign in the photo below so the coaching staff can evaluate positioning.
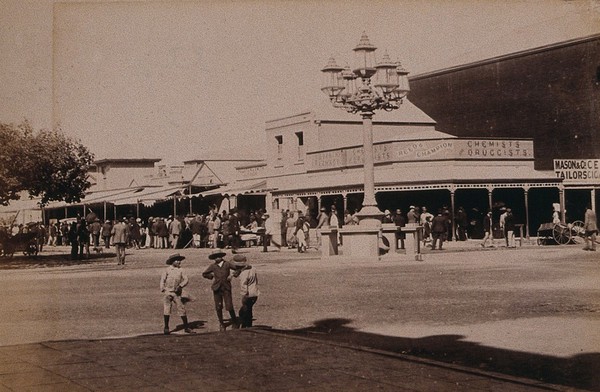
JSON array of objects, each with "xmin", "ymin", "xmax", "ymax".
[
  {"xmin": 554, "ymin": 159, "xmax": 600, "ymax": 182},
  {"xmin": 237, "ymin": 165, "xmax": 266, "ymax": 178},
  {"xmin": 455, "ymin": 140, "xmax": 532, "ymax": 159},
  {"xmin": 308, "ymin": 138, "xmax": 533, "ymax": 171},
  {"xmin": 309, "ymin": 150, "xmax": 344, "ymax": 169}
]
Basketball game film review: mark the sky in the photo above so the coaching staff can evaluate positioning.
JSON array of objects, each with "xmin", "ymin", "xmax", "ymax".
[{"xmin": 1, "ymin": 0, "xmax": 599, "ymax": 163}]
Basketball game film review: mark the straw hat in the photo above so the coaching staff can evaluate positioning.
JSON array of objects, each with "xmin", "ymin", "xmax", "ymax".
[
  {"xmin": 166, "ymin": 253, "xmax": 185, "ymax": 265},
  {"xmin": 208, "ymin": 250, "xmax": 227, "ymax": 260}
]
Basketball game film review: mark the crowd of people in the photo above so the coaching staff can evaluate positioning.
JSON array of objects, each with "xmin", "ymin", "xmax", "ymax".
[{"xmin": 2, "ymin": 202, "xmax": 597, "ymax": 258}]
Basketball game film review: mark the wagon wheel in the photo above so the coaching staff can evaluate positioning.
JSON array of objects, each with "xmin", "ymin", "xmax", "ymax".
[
  {"xmin": 570, "ymin": 221, "xmax": 586, "ymax": 244},
  {"xmin": 552, "ymin": 224, "xmax": 572, "ymax": 245}
]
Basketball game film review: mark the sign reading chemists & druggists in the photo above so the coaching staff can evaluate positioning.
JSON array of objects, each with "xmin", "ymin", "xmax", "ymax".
[
  {"xmin": 308, "ymin": 139, "xmax": 533, "ymax": 171},
  {"xmin": 554, "ymin": 159, "xmax": 600, "ymax": 182}
]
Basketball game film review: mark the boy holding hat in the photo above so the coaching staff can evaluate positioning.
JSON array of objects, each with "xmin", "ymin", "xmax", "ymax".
[
  {"xmin": 160, "ymin": 253, "xmax": 192, "ymax": 334},
  {"xmin": 202, "ymin": 250, "xmax": 240, "ymax": 331},
  {"xmin": 233, "ymin": 254, "xmax": 260, "ymax": 328}
]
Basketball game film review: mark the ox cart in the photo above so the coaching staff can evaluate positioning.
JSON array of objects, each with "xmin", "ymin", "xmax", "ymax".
[{"xmin": 536, "ymin": 221, "xmax": 585, "ymax": 245}]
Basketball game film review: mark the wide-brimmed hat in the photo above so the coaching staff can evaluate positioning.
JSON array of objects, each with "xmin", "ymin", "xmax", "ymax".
[
  {"xmin": 232, "ymin": 254, "xmax": 248, "ymax": 267},
  {"xmin": 409, "ymin": 205, "xmax": 415, "ymax": 209},
  {"xmin": 208, "ymin": 250, "xmax": 226, "ymax": 260},
  {"xmin": 166, "ymin": 253, "xmax": 185, "ymax": 265}
]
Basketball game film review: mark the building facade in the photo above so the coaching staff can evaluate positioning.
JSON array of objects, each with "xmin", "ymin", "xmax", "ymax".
[
  {"xmin": 408, "ymin": 34, "xmax": 600, "ymax": 219},
  {"xmin": 236, "ymin": 100, "xmax": 562, "ymax": 237}
]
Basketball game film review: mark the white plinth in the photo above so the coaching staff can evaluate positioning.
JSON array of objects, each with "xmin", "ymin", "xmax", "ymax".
[{"xmin": 339, "ymin": 226, "xmax": 381, "ymax": 258}]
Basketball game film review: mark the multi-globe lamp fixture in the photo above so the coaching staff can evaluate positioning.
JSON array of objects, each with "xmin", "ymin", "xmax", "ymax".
[{"xmin": 321, "ymin": 32, "xmax": 410, "ymax": 224}]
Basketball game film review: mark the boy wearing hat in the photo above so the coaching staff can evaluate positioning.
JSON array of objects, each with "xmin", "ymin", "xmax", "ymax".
[
  {"xmin": 233, "ymin": 255, "xmax": 260, "ymax": 328},
  {"xmin": 160, "ymin": 253, "xmax": 192, "ymax": 334},
  {"xmin": 202, "ymin": 250, "xmax": 240, "ymax": 331}
]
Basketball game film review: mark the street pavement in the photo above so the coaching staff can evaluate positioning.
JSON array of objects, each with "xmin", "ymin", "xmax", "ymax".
[
  {"xmin": 0, "ymin": 238, "xmax": 598, "ymax": 391},
  {"xmin": 0, "ymin": 328, "xmax": 584, "ymax": 392}
]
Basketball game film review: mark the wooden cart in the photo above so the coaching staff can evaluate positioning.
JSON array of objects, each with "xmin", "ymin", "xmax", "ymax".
[{"xmin": 536, "ymin": 221, "xmax": 585, "ymax": 245}]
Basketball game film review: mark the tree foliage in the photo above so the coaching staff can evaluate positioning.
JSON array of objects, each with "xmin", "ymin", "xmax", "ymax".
[{"xmin": 0, "ymin": 121, "xmax": 94, "ymax": 206}]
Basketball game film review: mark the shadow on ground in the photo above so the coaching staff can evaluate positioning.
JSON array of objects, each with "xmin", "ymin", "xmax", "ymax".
[
  {"xmin": 0, "ymin": 251, "xmax": 116, "ymax": 269},
  {"xmin": 273, "ymin": 318, "xmax": 600, "ymax": 391}
]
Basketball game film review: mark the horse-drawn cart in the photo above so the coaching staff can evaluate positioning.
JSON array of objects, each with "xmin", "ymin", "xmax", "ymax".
[
  {"xmin": 0, "ymin": 231, "xmax": 38, "ymax": 257},
  {"xmin": 536, "ymin": 221, "xmax": 585, "ymax": 245}
]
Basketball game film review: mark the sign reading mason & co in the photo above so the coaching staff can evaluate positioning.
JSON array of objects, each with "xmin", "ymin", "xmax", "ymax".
[{"xmin": 554, "ymin": 159, "xmax": 600, "ymax": 182}]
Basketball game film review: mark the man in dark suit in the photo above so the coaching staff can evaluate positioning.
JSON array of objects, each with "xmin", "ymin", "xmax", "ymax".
[
  {"xmin": 202, "ymin": 250, "xmax": 240, "ymax": 331},
  {"xmin": 431, "ymin": 209, "xmax": 447, "ymax": 250}
]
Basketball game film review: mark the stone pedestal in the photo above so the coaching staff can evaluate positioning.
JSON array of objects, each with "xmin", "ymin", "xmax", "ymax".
[
  {"xmin": 381, "ymin": 223, "xmax": 399, "ymax": 253},
  {"xmin": 401, "ymin": 225, "xmax": 423, "ymax": 261},
  {"xmin": 338, "ymin": 226, "xmax": 381, "ymax": 259},
  {"xmin": 320, "ymin": 227, "xmax": 339, "ymax": 258}
]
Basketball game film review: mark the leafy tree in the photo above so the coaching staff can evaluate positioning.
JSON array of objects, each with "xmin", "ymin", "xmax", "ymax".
[{"xmin": 0, "ymin": 121, "xmax": 94, "ymax": 206}]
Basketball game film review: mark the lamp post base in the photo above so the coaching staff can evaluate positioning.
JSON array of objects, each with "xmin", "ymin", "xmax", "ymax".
[{"xmin": 356, "ymin": 205, "xmax": 384, "ymax": 227}]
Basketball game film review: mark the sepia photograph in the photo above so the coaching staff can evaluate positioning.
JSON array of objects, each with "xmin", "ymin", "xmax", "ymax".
[{"xmin": 0, "ymin": 0, "xmax": 599, "ymax": 390}]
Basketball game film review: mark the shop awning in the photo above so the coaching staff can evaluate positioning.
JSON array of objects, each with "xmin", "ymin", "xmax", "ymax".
[
  {"xmin": 112, "ymin": 186, "xmax": 185, "ymax": 206},
  {"xmin": 199, "ymin": 180, "xmax": 273, "ymax": 197},
  {"xmin": 43, "ymin": 187, "xmax": 145, "ymax": 209},
  {"xmin": 272, "ymin": 162, "xmax": 562, "ymax": 194}
]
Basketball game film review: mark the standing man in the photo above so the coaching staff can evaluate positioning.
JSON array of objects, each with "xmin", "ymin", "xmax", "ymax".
[
  {"xmin": 77, "ymin": 219, "xmax": 90, "ymax": 259},
  {"xmin": 169, "ymin": 216, "xmax": 182, "ymax": 249},
  {"xmin": 499, "ymin": 207, "xmax": 508, "ymax": 243},
  {"xmin": 233, "ymin": 255, "xmax": 260, "ymax": 328},
  {"xmin": 212, "ymin": 213, "xmax": 221, "ymax": 248},
  {"xmin": 315, "ymin": 207, "xmax": 329, "ymax": 249},
  {"xmin": 48, "ymin": 223, "xmax": 58, "ymax": 247},
  {"xmin": 261, "ymin": 212, "xmax": 281, "ymax": 251},
  {"xmin": 190, "ymin": 215, "xmax": 202, "ymax": 248},
  {"xmin": 419, "ymin": 206, "xmax": 433, "ymax": 246},
  {"xmin": 160, "ymin": 253, "xmax": 192, "ymax": 335},
  {"xmin": 280, "ymin": 210, "xmax": 289, "ymax": 248},
  {"xmin": 147, "ymin": 217, "xmax": 155, "ymax": 248},
  {"xmin": 101, "ymin": 220, "xmax": 112, "ymax": 249},
  {"xmin": 504, "ymin": 208, "xmax": 516, "ymax": 248},
  {"xmin": 455, "ymin": 207, "xmax": 468, "ymax": 241},
  {"xmin": 382, "ymin": 210, "xmax": 393, "ymax": 223},
  {"xmin": 111, "ymin": 218, "xmax": 130, "ymax": 265},
  {"xmin": 583, "ymin": 204, "xmax": 598, "ymax": 251},
  {"xmin": 157, "ymin": 218, "xmax": 169, "ymax": 249},
  {"xmin": 202, "ymin": 250, "xmax": 240, "ymax": 331},
  {"xmin": 431, "ymin": 209, "xmax": 447, "ymax": 250},
  {"xmin": 286, "ymin": 211, "xmax": 297, "ymax": 249},
  {"xmin": 407, "ymin": 206, "xmax": 419, "ymax": 224},
  {"xmin": 68, "ymin": 221, "xmax": 79, "ymax": 260},
  {"xmin": 329, "ymin": 205, "xmax": 340, "ymax": 246},
  {"xmin": 295, "ymin": 211, "xmax": 308, "ymax": 253},
  {"xmin": 90, "ymin": 218, "xmax": 102, "ymax": 252},
  {"xmin": 229, "ymin": 210, "xmax": 241, "ymax": 253},
  {"xmin": 481, "ymin": 210, "xmax": 495, "ymax": 248},
  {"xmin": 393, "ymin": 209, "xmax": 406, "ymax": 250}
]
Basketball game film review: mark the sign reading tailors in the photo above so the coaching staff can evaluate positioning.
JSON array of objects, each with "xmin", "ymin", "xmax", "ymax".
[{"xmin": 554, "ymin": 159, "xmax": 600, "ymax": 182}]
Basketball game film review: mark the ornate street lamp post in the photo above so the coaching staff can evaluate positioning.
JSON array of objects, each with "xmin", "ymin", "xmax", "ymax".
[{"xmin": 321, "ymin": 32, "xmax": 410, "ymax": 226}]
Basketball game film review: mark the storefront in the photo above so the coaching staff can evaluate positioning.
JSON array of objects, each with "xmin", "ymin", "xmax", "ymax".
[
  {"xmin": 244, "ymin": 103, "xmax": 564, "ymax": 238},
  {"xmin": 553, "ymin": 159, "xmax": 600, "ymax": 222}
]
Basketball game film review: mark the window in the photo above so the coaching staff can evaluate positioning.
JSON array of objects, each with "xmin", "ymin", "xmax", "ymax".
[
  {"xmin": 596, "ymin": 66, "xmax": 600, "ymax": 83},
  {"xmin": 295, "ymin": 131, "xmax": 305, "ymax": 161},
  {"xmin": 275, "ymin": 135, "xmax": 283, "ymax": 159}
]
